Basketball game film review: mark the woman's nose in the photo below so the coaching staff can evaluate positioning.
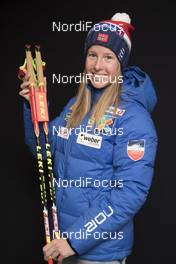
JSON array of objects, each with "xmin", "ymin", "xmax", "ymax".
[{"xmin": 94, "ymin": 58, "xmax": 102, "ymax": 71}]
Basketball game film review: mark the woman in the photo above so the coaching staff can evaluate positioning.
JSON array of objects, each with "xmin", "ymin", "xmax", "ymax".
[{"xmin": 19, "ymin": 12, "xmax": 158, "ymax": 264}]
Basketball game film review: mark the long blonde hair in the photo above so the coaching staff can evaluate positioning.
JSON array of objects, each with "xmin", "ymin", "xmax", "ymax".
[{"xmin": 66, "ymin": 69, "xmax": 122, "ymax": 129}]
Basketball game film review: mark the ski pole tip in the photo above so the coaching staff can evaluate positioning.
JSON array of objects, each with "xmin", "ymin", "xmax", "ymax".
[
  {"xmin": 35, "ymin": 44, "xmax": 41, "ymax": 51},
  {"xmin": 25, "ymin": 44, "xmax": 31, "ymax": 50}
]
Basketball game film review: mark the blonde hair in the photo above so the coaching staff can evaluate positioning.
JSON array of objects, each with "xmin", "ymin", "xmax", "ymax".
[{"xmin": 66, "ymin": 69, "xmax": 122, "ymax": 129}]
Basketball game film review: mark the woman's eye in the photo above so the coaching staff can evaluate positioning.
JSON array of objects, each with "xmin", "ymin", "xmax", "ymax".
[
  {"xmin": 88, "ymin": 53, "xmax": 96, "ymax": 58},
  {"xmin": 105, "ymin": 55, "xmax": 113, "ymax": 60}
]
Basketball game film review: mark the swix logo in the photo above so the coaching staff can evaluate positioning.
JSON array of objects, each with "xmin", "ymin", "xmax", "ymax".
[
  {"xmin": 84, "ymin": 206, "xmax": 114, "ymax": 232},
  {"xmin": 118, "ymin": 48, "xmax": 125, "ymax": 59}
]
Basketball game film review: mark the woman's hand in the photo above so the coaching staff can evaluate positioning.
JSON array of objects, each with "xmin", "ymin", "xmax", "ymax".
[
  {"xmin": 19, "ymin": 70, "xmax": 47, "ymax": 102},
  {"xmin": 19, "ymin": 71, "xmax": 31, "ymax": 101},
  {"xmin": 43, "ymin": 238, "xmax": 75, "ymax": 262}
]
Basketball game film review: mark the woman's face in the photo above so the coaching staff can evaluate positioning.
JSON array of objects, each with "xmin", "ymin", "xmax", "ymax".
[{"xmin": 85, "ymin": 45, "xmax": 120, "ymax": 89}]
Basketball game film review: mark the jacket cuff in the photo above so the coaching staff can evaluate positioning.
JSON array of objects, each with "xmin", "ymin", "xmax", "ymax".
[
  {"xmin": 23, "ymin": 100, "xmax": 30, "ymax": 110},
  {"xmin": 66, "ymin": 238, "xmax": 79, "ymax": 255}
]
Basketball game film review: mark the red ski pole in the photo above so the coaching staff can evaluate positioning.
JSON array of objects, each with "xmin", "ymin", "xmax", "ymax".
[{"xmin": 19, "ymin": 45, "xmax": 62, "ymax": 263}]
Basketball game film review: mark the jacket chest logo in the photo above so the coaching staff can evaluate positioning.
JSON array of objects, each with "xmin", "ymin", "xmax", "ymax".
[
  {"xmin": 87, "ymin": 106, "xmax": 125, "ymax": 134},
  {"xmin": 77, "ymin": 132, "xmax": 102, "ymax": 149},
  {"xmin": 106, "ymin": 106, "xmax": 126, "ymax": 116},
  {"xmin": 96, "ymin": 114, "xmax": 116, "ymax": 134}
]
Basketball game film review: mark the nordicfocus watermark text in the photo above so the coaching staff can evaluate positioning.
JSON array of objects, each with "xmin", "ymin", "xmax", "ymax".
[
  {"xmin": 53, "ymin": 125, "xmax": 124, "ymax": 137},
  {"xmin": 54, "ymin": 178, "xmax": 123, "ymax": 188},
  {"xmin": 57, "ymin": 230, "xmax": 123, "ymax": 240},
  {"xmin": 52, "ymin": 21, "xmax": 92, "ymax": 32},
  {"xmin": 52, "ymin": 21, "xmax": 124, "ymax": 33},
  {"xmin": 52, "ymin": 73, "xmax": 123, "ymax": 85}
]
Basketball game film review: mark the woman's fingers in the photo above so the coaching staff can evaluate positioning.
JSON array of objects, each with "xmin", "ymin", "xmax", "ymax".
[
  {"xmin": 44, "ymin": 248, "xmax": 58, "ymax": 261},
  {"xmin": 44, "ymin": 252, "xmax": 60, "ymax": 262},
  {"xmin": 20, "ymin": 81, "xmax": 30, "ymax": 89},
  {"xmin": 19, "ymin": 70, "xmax": 47, "ymax": 102},
  {"xmin": 51, "ymin": 250, "xmax": 60, "ymax": 261},
  {"xmin": 20, "ymin": 77, "xmax": 46, "ymax": 90},
  {"xmin": 23, "ymin": 72, "xmax": 30, "ymax": 81},
  {"xmin": 19, "ymin": 88, "xmax": 29, "ymax": 95},
  {"xmin": 19, "ymin": 72, "xmax": 30, "ymax": 101}
]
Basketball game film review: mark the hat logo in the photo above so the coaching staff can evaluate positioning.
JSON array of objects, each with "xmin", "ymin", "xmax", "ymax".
[
  {"xmin": 97, "ymin": 33, "xmax": 109, "ymax": 43},
  {"xmin": 118, "ymin": 48, "xmax": 125, "ymax": 60}
]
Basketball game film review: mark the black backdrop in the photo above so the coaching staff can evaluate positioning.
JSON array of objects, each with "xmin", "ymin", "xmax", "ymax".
[{"xmin": 3, "ymin": 1, "xmax": 176, "ymax": 264}]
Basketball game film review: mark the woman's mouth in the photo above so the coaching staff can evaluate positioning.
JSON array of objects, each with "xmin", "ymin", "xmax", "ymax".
[{"xmin": 92, "ymin": 74, "xmax": 109, "ymax": 84}]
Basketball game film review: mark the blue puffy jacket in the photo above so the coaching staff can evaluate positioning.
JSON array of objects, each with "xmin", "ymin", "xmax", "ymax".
[{"xmin": 23, "ymin": 66, "xmax": 158, "ymax": 261}]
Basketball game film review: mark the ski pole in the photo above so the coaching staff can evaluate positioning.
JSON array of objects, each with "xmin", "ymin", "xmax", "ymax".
[{"xmin": 19, "ymin": 45, "xmax": 62, "ymax": 263}]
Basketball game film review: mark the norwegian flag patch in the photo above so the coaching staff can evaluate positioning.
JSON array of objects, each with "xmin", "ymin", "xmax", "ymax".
[
  {"xmin": 127, "ymin": 139, "xmax": 145, "ymax": 161},
  {"xmin": 97, "ymin": 33, "xmax": 109, "ymax": 43}
]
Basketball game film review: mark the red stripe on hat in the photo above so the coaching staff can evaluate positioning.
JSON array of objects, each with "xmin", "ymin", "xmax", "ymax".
[{"xmin": 100, "ymin": 20, "xmax": 135, "ymax": 40}]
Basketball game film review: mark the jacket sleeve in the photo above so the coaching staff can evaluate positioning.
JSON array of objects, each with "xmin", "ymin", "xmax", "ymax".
[
  {"xmin": 23, "ymin": 97, "xmax": 75, "ymax": 159},
  {"xmin": 65, "ymin": 107, "xmax": 158, "ymax": 255}
]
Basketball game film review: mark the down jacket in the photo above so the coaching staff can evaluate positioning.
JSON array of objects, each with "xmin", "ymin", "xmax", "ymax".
[{"xmin": 23, "ymin": 66, "xmax": 158, "ymax": 261}]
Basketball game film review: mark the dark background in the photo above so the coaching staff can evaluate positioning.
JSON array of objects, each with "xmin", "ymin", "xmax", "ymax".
[{"xmin": 3, "ymin": 1, "xmax": 176, "ymax": 264}]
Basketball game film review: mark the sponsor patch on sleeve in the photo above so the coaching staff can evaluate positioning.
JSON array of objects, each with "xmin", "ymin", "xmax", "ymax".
[{"xmin": 127, "ymin": 139, "xmax": 145, "ymax": 161}]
